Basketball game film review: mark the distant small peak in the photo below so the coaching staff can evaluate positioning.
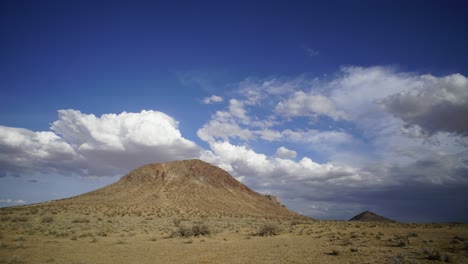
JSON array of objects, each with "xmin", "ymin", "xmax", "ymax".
[{"xmin": 349, "ymin": 210, "xmax": 395, "ymax": 222}]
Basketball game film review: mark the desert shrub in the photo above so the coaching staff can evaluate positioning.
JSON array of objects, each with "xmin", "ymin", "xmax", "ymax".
[
  {"xmin": 391, "ymin": 254, "xmax": 405, "ymax": 264},
  {"xmin": 41, "ymin": 216, "xmax": 54, "ymax": 224},
  {"xmin": 422, "ymin": 248, "xmax": 446, "ymax": 261},
  {"xmin": 329, "ymin": 249, "xmax": 340, "ymax": 256},
  {"xmin": 171, "ymin": 222, "xmax": 211, "ymax": 238},
  {"xmin": 0, "ymin": 216, "xmax": 11, "ymax": 222},
  {"xmin": 11, "ymin": 216, "xmax": 28, "ymax": 222},
  {"xmin": 172, "ymin": 223, "xmax": 193, "ymax": 238},
  {"xmin": 13, "ymin": 236, "xmax": 25, "ymax": 241},
  {"xmin": 96, "ymin": 231, "xmax": 107, "ymax": 237},
  {"xmin": 397, "ymin": 240, "xmax": 407, "ymax": 247},
  {"xmin": 115, "ymin": 239, "xmax": 127, "ymax": 245},
  {"xmin": 426, "ymin": 250, "xmax": 442, "ymax": 261},
  {"xmin": 71, "ymin": 218, "xmax": 90, "ymax": 223},
  {"xmin": 257, "ymin": 223, "xmax": 281, "ymax": 237},
  {"xmin": 191, "ymin": 223, "xmax": 210, "ymax": 237}
]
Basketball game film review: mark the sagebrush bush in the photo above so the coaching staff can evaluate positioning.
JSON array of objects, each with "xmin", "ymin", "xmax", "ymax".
[
  {"xmin": 257, "ymin": 223, "xmax": 281, "ymax": 237},
  {"xmin": 11, "ymin": 216, "xmax": 28, "ymax": 222},
  {"xmin": 41, "ymin": 216, "xmax": 54, "ymax": 223},
  {"xmin": 192, "ymin": 223, "xmax": 210, "ymax": 237},
  {"xmin": 71, "ymin": 218, "xmax": 90, "ymax": 223},
  {"xmin": 171, "ymin": 222, "xmax": 211, "ymax": 238},
  {"xmin": 173, "ymin": 223, "xmax": 193, "ymax": 237}
]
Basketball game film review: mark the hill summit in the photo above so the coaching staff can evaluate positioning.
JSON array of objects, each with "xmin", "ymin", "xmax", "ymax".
[
  {"xmin": 48, "ymin": 159, "xmax": 301, "ymax": 219},
  {"xmin": 349, "ymin": 211, "xmax": 395, "ymax": 222}
]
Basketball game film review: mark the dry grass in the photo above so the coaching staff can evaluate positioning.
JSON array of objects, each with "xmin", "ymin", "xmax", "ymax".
[{"xmin": 1, "ymin": 205, "xmax": 467, "ymax": 264}]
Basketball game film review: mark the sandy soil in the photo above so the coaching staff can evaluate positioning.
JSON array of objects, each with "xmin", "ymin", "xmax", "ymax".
[{"xmin": 1, "ymin": 208, "xmax": 467, "ymax": 264}]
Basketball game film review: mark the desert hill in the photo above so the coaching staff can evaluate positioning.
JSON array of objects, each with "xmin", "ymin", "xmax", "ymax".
[
  {"xmin": 349, "ymin": 210, "xmax": 395, "ymax": 222},
  {"xmin": 43, "ymin": 159, "xmax": 301, "ymax": 219}
]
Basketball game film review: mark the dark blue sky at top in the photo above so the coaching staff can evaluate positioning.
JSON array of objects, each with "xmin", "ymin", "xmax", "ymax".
[{"xmin": 1, "ymin": 0, "xmax": 467, "ymax": 137}]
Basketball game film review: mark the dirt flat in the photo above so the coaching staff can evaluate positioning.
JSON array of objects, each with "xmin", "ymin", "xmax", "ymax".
[{"xmin": 1, "ymin": 209, "xmax": 467, "ymax": 264}]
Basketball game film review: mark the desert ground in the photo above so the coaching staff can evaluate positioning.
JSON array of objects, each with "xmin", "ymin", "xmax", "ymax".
[{"xmin": 1, "ymin": 205, "xmax": 468, "ymax": 264}]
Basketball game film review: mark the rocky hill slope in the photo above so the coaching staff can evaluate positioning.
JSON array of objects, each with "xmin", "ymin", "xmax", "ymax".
[{"xmin": 44, "ymin": 159, "xmax": 301, "ymax": 219}]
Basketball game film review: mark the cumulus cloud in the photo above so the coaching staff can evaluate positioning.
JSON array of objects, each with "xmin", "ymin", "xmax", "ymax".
[
  {"xmin": 202, "ymin": 95, "xmax": 223, "ymax": 104},
  {"xmin": 0, "ymin": 109, "xmax": 200, "ymax": 177},
  {"xmin": 276, "ymin": 91, "xmax": 348, "ymax": 121},
  {"xmin": 383, "ymin": 73, "xmax": 468, "ymax": 136},
  {"xmin": 201, "ymin": 141, "xmax": 370, "ymax": 185},
  {"xmin": 198, "ymin": 140, "xmax": 380, "ymax": 217},
  {"xmin": 275, "ymin": 146, "xmax": 297, "ymax": 159},
  {"xmin": 0, "ymin": 126, "xmax": 77, "ymax": 177}
]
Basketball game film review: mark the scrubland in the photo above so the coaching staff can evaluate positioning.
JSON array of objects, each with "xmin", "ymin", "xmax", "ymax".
[{"xmin": 1, "ymin": 205, "xmax": 467, "ymax": 264}]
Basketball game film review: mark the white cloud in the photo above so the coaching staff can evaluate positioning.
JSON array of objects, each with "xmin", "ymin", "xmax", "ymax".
[
  {"xmin": 0, "ymin": 126, "xmax": 77, "ymax": 176},
  {"xmin": 275, "ymin": 91, "xmax": 348, "ymax": 121},
  {"xmin": 0, "ymin": 109, "xmax": 201, "ymax": 177},
  {"xmin": 0, "ymin": 199, "xmax": 26, "ymax": 205},
  {"xmin": 202, "ymin": 95, "xmax": 224, "ymax": 104},
  {"xmin": 255, "ymin": 129, "xmax": 283, "ymax": 141},
  {"xmin": 228, "ymin": 99, "xmax": 250, "ymax": 123},
  {"xmin": 281, "ymin": 129, "xmax": 352, "ymax": 145},
  {"xmin": 275, "ymin": 146, "xmax": 297, "ymax": 159},
  {"xmin": 197, "ymin": 119, "xmax": 253, "ymax": 142},
  {"xmin": 200, "ymin": 141, "xmax": 374, "ymax": 194}
]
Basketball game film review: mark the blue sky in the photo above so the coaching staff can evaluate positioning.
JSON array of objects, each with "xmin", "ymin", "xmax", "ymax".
[{"xmin": 1, "ymin": 1, "xmax": 467, "ymax": 222}]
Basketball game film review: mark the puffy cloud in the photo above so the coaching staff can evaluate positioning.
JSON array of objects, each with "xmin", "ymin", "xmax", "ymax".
[
  {"xmin": 255, "ymin": 129, "xmax": 283, "ymax": 141},
  {"xmin": 275, "ymin": 91, "xmax": 348, "ymax": 121},
  {"xmin": 383, "ymin": 73, "xmax": 468, "ymax": 136},
  {"xmin": 51, "ymin": 109, "xmax": 196, "ymax": 151},
  {"xmin": 228, "ymin": 99, "xmax": 250, "ymax": 123},
  {"xmin": 0, "ymin": 126, "xmax": 77, "ymax": 177},
  {"xmin": 0, "ymin": 109, "xmax": 201, "ymax": 177},
  {"xmin": 197, "ymin": 119, "xmax": 253, "ymax": 142},
  {"xmin": 274, "ymin": 146, "xmax": 297, "ymax": 159},
  {"xmin": 201, "ymin": 141, "xmax": 371, "ymax": 190},
  {"xmin": 202, "ymin": 95, "xmax": 223, "ymax": 104}
]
